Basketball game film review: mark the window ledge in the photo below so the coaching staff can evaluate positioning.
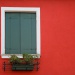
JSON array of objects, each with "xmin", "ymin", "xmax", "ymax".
[{"xmin": 1, "ymin": 54, "xmax": 40, "ymax": 58}]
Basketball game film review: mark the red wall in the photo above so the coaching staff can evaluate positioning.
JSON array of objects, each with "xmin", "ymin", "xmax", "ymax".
[{"xmin": 0, "ymin": 0, "xmax": 75, "ymax": 75}]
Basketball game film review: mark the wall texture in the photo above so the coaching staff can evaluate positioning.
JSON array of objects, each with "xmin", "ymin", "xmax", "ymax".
[{"xmin": 0, "ymin": 0, "xmax": 75, "ymax": 75}]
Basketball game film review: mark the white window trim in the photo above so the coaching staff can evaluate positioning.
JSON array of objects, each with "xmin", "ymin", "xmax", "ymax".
[{"xmin": 1, "ymin": 7, "xmax": 40, "ymax": 58}]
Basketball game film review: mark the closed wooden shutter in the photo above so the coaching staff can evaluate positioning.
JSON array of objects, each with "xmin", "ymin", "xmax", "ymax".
[{"xmin": 5, "ymin": 12, "xmax": 36, "ymax": 54}]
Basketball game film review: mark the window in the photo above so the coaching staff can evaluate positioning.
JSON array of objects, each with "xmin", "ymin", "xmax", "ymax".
[{"xmin": 1, "ymin": 7, "xmax": 40, "ymax": 58}]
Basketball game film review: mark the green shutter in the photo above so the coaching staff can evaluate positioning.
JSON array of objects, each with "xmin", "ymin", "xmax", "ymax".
[
  {"xmin": 5, "ymin": 12, "xmax": 36, "ymax": 54},
  {"xmin": 5, "ymin": 13, "xmax": 20, "ymax": 54}
]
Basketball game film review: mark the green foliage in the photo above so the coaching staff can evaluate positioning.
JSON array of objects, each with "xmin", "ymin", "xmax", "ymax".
[
  {"xmin": 23, "ymin": 53, "xmax": 34, "ymax": 64},
  {"xmin": 10, "ymin": 55, "xmax": 21, "ymax": 64},
  {"xmin": 9, "ymin": 54, "xmax": 38, "ymax": 65}
]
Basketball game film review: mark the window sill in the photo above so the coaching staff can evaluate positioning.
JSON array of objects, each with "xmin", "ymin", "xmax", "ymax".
[{"xmin": 1, "ymin": 54, "xmax": 40, "ymax": 58}]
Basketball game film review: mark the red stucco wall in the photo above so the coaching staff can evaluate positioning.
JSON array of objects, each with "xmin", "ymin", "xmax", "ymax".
[{"xmin": 0, "ymin": 0, "xmax": 75, "ymax": 75}]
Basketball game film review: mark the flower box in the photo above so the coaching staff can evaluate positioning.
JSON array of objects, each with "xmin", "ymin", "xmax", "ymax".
[{"xmin": 12, "ymin": 64, "xmax": 34, "ymax": 71}]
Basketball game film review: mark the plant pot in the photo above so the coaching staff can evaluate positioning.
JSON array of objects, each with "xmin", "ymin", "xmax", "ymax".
[{"xmin": 12, "ymin": 64, "xmax": 34, "ymax": 71}]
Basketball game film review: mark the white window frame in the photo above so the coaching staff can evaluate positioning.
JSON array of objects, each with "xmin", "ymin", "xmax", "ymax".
[{"xmin": 1, "ymin": 7, "xmax": 40, "ymax": 58}]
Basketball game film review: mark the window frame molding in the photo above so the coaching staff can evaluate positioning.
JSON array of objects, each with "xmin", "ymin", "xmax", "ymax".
[{"xmin": 1, "ymin": 7, "xmax": 40, "ymax": 58}]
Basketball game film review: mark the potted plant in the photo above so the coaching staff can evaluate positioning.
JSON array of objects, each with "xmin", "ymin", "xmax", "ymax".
[
  {"xmin": 9, "ymin": 54, "xmax": 36, "ymax": 71},
  {"xmin": 23, "ymin": 53, "xmax": 34, "ymax": 64},
  {"xmin": 9, "ymin": 55, "xmax": 21, "ymax": 64}
]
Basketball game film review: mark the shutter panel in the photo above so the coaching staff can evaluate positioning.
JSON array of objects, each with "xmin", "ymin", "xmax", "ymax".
[
  {"xmin": 21, "ymin": 13, "xmax": 36, "ymax": 54},
  {"xmin": 21, "ymin": 13, "xmax": 32, "ymax": 53},
  {"xmin": 5, "ymin": 13, "xmax": 20, "ymax": 54}
]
